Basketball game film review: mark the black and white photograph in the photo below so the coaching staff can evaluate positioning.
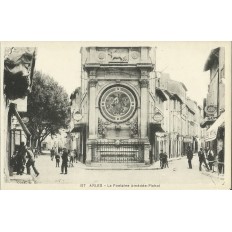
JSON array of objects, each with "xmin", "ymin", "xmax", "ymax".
[
  {"xmin": 0, "ymin": 1, "xmax": 232, "ymax": 232},
  {"xmin": 1, "ymin": 41, "xmax": 230, "ymax": 189}
]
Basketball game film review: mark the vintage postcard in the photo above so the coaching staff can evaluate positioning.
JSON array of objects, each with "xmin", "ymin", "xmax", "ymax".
[{"xmin": 0, "ymin": 41, "xmax": 231, "ymax": 190}]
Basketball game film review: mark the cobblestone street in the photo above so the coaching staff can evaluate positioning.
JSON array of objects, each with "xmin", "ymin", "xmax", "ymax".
[{"xmin": 23, "ymin": 154, "xmax": 225, "ymax": 189}]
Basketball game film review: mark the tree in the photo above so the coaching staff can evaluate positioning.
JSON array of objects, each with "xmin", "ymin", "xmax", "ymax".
[{"xmin": 26, "ymin": 71, "xmax": 70, "ymax": 151}]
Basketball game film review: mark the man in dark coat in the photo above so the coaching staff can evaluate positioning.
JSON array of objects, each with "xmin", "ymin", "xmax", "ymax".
[
  {"xmin": 217, "ymin": 148, "xmax": 224, "ymax": 174},
  {"xmin": 186, "ymin": 146, "xmax": 193, "ymax": 169},
  {"xmin": 61, "ymin": 148, "xmax": 68, "ymax": 174},
  {"xmin": 51, "ymin": 147, "xmax": 55, "ymax": 161},
  {"xmin": 198, "ymin": 147, "xmax": 209, "ymax": 171},
  {"xmin": 16, "ymin": 142, "xmax": 27, "ymax": 175},
  {"xmin": 159, "ymin": 150, "xmax": 165, "ymax": 169},
  {"xmin": 26, "ymin": 148, "xmax": 39, "ymax": 177},
  {"xmin": 207, "ymin": 149, "xmax": 214, "ymax": 171}
]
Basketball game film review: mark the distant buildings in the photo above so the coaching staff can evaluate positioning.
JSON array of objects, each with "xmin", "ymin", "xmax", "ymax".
[
  {"xmin": 41, "ymin": 129, "xmax": 68, "ymax": 151},
  {"xmin": 149, "ymin": 72, "xmax": 204, "ymax": 162},
  {"xmin": 201, "ymin": 47, "xmax": 225, "ymax": 156},
  {"xmin": 69, "ymin": 46, "xmax": 204, "ymax": 166}
]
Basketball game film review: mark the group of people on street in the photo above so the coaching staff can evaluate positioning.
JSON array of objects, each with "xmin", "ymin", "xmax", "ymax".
[
  {"xmin": 186, "ymin": 145, "xmax": 224, "ymax": 174},
  {"xmin": 159, "ymin": 150, "xmax": 169, "ymax": 169},
  {"xmin": 159, "ymin": 145, "xmax": 224, "ymax": 175},
  {"xmin": 50, "ymin": 147, "xmax": 79, "ymax": 174},
  {"xmin": 11, "ymin": 142, "xmax": 40, "ymax": 177}
]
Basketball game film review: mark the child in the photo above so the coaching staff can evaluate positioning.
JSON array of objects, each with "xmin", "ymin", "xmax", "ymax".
[
  {"xmin": 55, "ymin": 153, "xmax": 60, "ymax": 167},
  {"xmin": 69, "ymin": 150, "xmax": 74, "ymax": 167},
  {"xmin": 162, "ymin": 152, "xmax": 169, "ymax": 168}
]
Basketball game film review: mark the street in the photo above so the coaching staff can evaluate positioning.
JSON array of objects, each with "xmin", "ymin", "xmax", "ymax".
[{"xmin": 30, "ymin": 154, "xmax": 225, "ymax": 189}]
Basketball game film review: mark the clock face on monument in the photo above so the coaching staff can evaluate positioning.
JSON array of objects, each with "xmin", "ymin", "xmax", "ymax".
[{"xmin": 100, "ymin": 85, "xmax": 137, "ymax": 123}]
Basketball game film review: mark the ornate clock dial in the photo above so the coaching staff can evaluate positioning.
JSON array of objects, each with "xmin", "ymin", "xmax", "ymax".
[{"xmin": 100, "ymin": 85, "xmax": 137, "ymax": 123}]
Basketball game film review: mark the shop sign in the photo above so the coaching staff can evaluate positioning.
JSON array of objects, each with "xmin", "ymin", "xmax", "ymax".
[
  {"xmin": 153, "ymin": 112, "xmax": 164, "ymax": 122},
  {"xmin": 205, "ymin": 129, "xmax": 217, "ymax": 141},
  {"xmin": 73, "ymin": 112, "xmax": 82, "ymax": 122},
  {"xmin": 205, "ymin": 105, "xmax": 217, "ymax": 115},
  {"xmin": 22, "ymin": 117, "xmax": 29, "ymax": 123}
]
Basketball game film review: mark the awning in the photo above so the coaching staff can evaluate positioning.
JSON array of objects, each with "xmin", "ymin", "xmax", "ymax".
[
  {"xmin": 204, "ymin": 47, "xmax": 220, "ymax": 71},
  {"xmin": 156, "ymin": 88, "xmax": 167, "ymax": 101},
  {"xmin": 70, "ymin": 123, "xmax": 86, "ymax": 133},
  {"xmin": 205, "ymin": 112, "xmax": 225, "ymax": 142},
  {"xmin": 164, "ymin": 90, "xmax": 176, "ymax": 100},
  {"xmin": 200, "ymin": 116, "xmax": 216, "ymax": 128},
  {"xmin": 173, "ymin": 93, "xmax": 183, "ymax": 104},
  {"xmin": 11, "ymin": 104, "xmax": 31, "ymax": 137},
  {"xmin": 150, "ymin": 123, "xmax": 165, "ymax": 133},
  {"xmin": 186, "ymin": 104, "xmax": 195, "ymax": 115}
]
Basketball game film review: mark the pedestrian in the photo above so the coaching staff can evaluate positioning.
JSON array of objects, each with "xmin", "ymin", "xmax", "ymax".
[
  {"xmin": 55, "ymin": 152, "xmax": 60, "ymax": 167},
  {"xmin": 217, "ymin": 148, "xmax": 224, "ymax": 174},
  {"xmin": 159, "ymin": 150, "xmax": 165, "ymax": 169},
  {"xmin": 207, "ymin": 149, "xmax": 214, "ymax": 171},
  {"xmin": 198, "ymin": 147, "xmax": 209, "ymax": 171},
  {"xmin": 34, "ymin": 148, "xmax": 38, "ymax": 159},
  {"xmin": 162, "ymin": 152, "xmax": 169, "ymax": 168},
  {"xmin": 10, "ymin": 150, "xmax": 18, "ymax": 173},
  {"xmin": 74, "ymin": 149, "xmax": 78, "ymax": 163},
  {"xmin": 61, "ymin": 148, "xmax": 68, "ymax": 174},
  {"xmin": 186, "ymin": 146, "xmax": 193, "ymax": 169},
  {"xmin": 51, "ymin": 147, "xmax": 55, "ymax": 161},
  {"xmin": 16, "ymin": 142, "xmax": 27, "ymax": 175},
  {"xmin": 205, "ymin": 146, "xmax": 210, "ymax": 159},
  {"xmin": 69, "ymin": 150, "xmax": 74, "ymax": 167},
  {"xmin": 26, "ymin": 148, "xmax": 39, "ymax": 177}
]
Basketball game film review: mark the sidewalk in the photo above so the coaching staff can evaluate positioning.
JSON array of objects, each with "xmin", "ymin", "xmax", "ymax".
[
  {"xmin": 168, "ymin": 154, "xmax": 225, "ymax": 180},
  {"xmin": 200, "ymin": 169, "xmax": 224, "ymax": 180},
  {"xmin": 9, "ymin": 173, "xmax": 35, "ymax": 184}
]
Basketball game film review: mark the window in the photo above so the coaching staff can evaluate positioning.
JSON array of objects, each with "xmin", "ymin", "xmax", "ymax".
[{"xmin": 174, "ymin": 100, "xmax": 176, "ymax": 109}]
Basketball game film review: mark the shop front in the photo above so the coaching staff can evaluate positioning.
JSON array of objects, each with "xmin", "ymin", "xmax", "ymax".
[
  {"xmin": 149, "ymin": 123, "xmax": 167, "ymax": 162},
  {"xmin": 70, "ymin": 123, "xmax": 86, "ymax": 163},
  {"xmin": 183, "ymin": 136, "xmax": 193, "ymax": 155},
  {"xmin": 205, "ymin": 112, "xmax": 225, "ymax": 156},
  {"xmin": 8, "ymin": 103, "xmax": 32, "ymax": 175}
]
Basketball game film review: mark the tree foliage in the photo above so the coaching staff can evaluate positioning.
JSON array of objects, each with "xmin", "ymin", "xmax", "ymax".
[{"xmin": 27, "ymin": 71, "xmax": 70, "ymax": 149}]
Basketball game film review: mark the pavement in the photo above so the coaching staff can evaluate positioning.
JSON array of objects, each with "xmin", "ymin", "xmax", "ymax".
[{"xmin": 8, "ymin": 154, "xmax": 226, "ymax": 189}]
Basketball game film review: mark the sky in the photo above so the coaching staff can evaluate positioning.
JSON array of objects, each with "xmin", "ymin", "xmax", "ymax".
[{"xmin": 35, "ymin": 42, "xmax": 227, "ymax": 106}]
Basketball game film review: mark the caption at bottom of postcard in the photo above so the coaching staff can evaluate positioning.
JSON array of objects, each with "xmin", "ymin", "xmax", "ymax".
[{"xmin": 80, "ymin": 184, "xmax": 160, "ymax": 188}]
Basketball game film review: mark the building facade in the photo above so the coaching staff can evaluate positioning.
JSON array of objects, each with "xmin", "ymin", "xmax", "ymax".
[
  {"xmin": 70, "ymin": 47, "xmax": 155, "ymax": 165},
  {"xmin": 70, "ymin": 47, "xmax": 205, "ymax": 166},
  {"xmin": 2, "ymin": 47, "xmax": 36, "ymax": 180},
  {"xmin": 156, "ymin": 73, "xmax": 204, "ymax": 158},
  {"xmin": 201, "ymin": 47, "xmax": 225, "ymax": 156}
]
